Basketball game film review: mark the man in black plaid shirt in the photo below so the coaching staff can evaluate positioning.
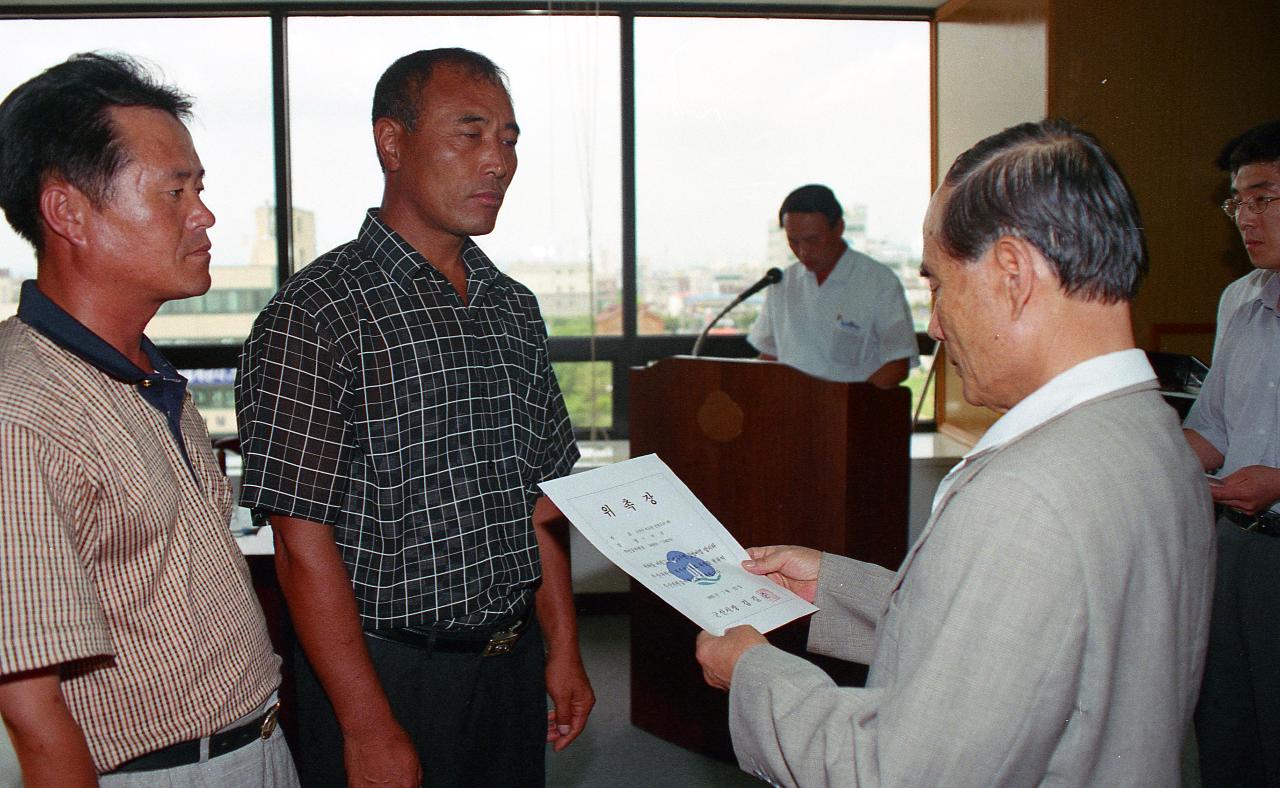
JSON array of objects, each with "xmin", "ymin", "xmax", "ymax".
[{"xmin": 236, "ymin": 48, "xmax": 593, "ymax": 787}]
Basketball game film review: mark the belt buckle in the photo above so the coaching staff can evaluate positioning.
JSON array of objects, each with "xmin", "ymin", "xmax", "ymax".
[
  {"xmin": 259, "ymin": 701, "xmax": 281, "ymax": 740},
  {"xmin": 1254, "ymin": 516, "xmax": 1280, "ymax": 537},
  {"xmin": 482, "ymin": 628, "xmax": 520, "ymax": 657},
  {"xmin": 1235, "ymin": 511, "xmax": 1280, "ymax": 537}
]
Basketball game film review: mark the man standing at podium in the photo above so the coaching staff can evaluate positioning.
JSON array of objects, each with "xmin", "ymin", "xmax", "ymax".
[
  {"xmin": 747, "ymin": 184, "xmax": 919, "ymax": 387},
  {"xmin": 696, "ymin": 120, "xmax": 1214, "ymax": 785},
  {"xmin": 1183, "ymin": 118, "xmax": 1280, "ymax": 787}
]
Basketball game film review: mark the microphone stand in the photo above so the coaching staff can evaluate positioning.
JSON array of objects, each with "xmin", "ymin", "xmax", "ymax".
[
  {"xmin": 692, "ymin": 268, "xmax": 783, "ymax": 357},
  {"xmin": 912, "ymin": 339, "xmax": 942, "ymax": 430},
  {"xmin": 692, "ymin": 296, "xmax": 749, "ymax": 357}
]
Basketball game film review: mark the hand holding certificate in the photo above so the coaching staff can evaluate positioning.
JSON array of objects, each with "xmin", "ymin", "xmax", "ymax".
[{"xmin": 539, "ymin": 454, "xmax": 817, "ymax": 636}]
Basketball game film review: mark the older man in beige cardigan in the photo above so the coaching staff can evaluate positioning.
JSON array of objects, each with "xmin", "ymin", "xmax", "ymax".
[{"xmin": 696, "ymin": 119, "xmax": 1214, "ymax": 787}]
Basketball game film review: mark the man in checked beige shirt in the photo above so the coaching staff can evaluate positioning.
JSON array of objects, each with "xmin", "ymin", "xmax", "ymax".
[{"xmin": 0, "ymin": 55, "xmax": 297, "ymax": 785}]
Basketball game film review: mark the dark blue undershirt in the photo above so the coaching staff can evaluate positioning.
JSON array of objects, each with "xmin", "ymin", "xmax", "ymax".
[{"xmin": 16, "ymin": 280, "xmax": 196, "ymax": 477}]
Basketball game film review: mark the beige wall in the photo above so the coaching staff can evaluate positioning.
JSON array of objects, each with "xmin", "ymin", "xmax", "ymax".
[
  {"xmin": 933, "ymin": 0, "xmax": 1049, "ymax": 442},
  {"xmin": 935, "ymin": 0, "xmax": 1048, "ymax": 181}
]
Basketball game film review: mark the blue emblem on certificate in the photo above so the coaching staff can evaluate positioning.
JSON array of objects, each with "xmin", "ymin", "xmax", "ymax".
[
  {"xmin": 539, "ymin": 454, "xmax": 818, "ymax": 635},
  {"xmin": 666, "ymin": 550, "xmax": 721, "ymax": 586}
]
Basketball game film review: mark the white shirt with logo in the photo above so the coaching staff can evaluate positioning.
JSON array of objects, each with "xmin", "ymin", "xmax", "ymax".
[{"xmin": 748, "ymin": 246, "xmax": 919, "ymax": 382}]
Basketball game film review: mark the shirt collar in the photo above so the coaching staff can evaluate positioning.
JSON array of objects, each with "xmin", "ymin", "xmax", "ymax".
[
  {"xmin": 814, "ymin": 245, "xmax": 856, "ymax": 286},
  {"xmin": 16, "ymin": 279, "xmax": 179, "ymax": 384},
  {"xmin": 1258, "ymin": 273, "xmax": 1280, "ymax": 313},
  {"xmin": 932, "ymin": 349, "xmax": 1156, "ymax": 511},
  {"xmin": 356, "ymin": 208, "xmax": 501, "ymax": 298},
  {"xmin": 969, "ymin": 348, "xmax": 1155, "ymax": 457}
]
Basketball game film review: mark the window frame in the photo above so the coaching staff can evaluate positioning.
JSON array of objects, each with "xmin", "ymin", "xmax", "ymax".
[{"xmin": 2, "ymin": 3, "xmax": 935, "ymax": 437}]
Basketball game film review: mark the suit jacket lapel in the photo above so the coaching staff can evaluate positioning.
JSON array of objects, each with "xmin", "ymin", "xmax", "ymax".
[
  {"xmin": 884, "ymin": 380, "xmax": 1158, "ymax": 601},
  {"xmin": 887, "ymin": 448, "xmax": 999, "ymax": 598}
]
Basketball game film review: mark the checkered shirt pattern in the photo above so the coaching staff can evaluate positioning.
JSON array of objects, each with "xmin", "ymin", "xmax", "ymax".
[
  {"xmin": 237, "ymin": 210, "xmax": 579, "ymax": 630},
  {"xmin": 0, "ymin": 318, "xmax": 280, "ymax": 772}
]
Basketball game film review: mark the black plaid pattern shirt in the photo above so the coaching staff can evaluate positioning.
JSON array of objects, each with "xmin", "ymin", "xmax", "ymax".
[{"xmin": 236, "ymin": 210, "xmax": 579, "ymax": 630}]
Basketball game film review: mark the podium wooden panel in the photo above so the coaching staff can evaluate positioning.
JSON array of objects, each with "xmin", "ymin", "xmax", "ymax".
[{"xmin": 628, "ymin": 356, "xmax": 910, "ymax": 761}]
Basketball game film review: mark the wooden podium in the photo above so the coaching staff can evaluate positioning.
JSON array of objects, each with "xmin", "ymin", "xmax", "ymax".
[{"xmin": 628, "ymin": 356, "xmax": 910, "ymax": 761}]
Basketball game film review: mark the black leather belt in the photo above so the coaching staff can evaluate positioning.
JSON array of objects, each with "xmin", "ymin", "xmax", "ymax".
[
  {"xmin": 1223, "ymin": 507, "xmax": 1280, "ymax": 537},
  {"xmin": 108, "ymin": 701, "xmax": 280, "ymax": 773},
  {"xmin": 368, "ymin": 609, "xmax": 532, "ymax": 657}
]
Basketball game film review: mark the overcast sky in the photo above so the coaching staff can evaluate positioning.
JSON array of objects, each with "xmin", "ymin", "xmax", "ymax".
[{"xmin": 0, "ymin": 15, "xmax": 929, "ymax": 282}]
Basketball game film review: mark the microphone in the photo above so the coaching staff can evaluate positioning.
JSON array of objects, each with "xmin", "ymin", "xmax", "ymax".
[
  {"xmin": 733, "ymin": 267, "xmax": 784, "ymax": 306},
  {"xmin": 692, "ymin": 267, "xmax": 783, "ymax": 357}
]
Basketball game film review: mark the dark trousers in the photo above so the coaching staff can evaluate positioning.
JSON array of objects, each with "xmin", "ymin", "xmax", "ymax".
[
  {"xmin": 1195, "ymin": 516, "xmax": 1280, "ymax": 788},
  {"xmin": 294, "ymin": 620, "xmax": 547, "ymax": 787}
]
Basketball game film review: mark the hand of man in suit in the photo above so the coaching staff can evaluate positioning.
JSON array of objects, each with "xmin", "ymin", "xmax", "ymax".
[
  {"xmin": 696, "ymin": 626, "xmax": 767, "ymax": 691},
  {"xmin": 742, "ymin": 545, "xmax": 821, "ymax": 603},
  {"xmin": 695, "ymin": 545, "xmax": 823, "ymax": 691}
]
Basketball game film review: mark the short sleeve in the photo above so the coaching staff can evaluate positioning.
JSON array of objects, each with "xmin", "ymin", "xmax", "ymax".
[
  {"xmin": 0, "ymin": 421, "xmax": 113, "ymax": 676},
  {"xmin": 533, "ymin": 327, "xmax": 580, "ymax": 488},
  {"xmin": 872, "ymin": 275, "xmax": 920, "ymax": 369},
  {"xmin": 748, "ymin": 289, "xmax": 779, "ymax": 356},
  {"xmin": 1184, "ymin": 304, "xmax": 1248, "ymax": 458},
  {"xmin": 1183, "ymin": 359, "xmax": 1228, "ymax": 459},
  {"xmin": 236, "ymin": 297, "xmax": 354, "ymax": 526}
]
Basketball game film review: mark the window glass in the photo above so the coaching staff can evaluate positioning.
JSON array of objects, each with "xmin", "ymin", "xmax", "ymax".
[
  {"xmin": 287, "ymin": 15, "xmax": 622, "ymax": 334},
  {"xmin": 184, "ymin": 367, "xmax": 238, "ymax": 437},
  {"xmin": 552, "ymin": 361, "xmax": 613, "ymax": 432},
  {"xmin": 634, "ymin": 18, "xmax": 932, "ymax": 338},
  {"xmin": 0, "ymin": 18, "xmax": 274, "ymax": 344},
  {"xmin": 289, "ymin": 15, "xmax": 622, "ymax": 435},
  {"xmin": 907, "ymin": 353, "xmax": 936, "ymax": 424},
  {"xmin": 0, "ymin": 14, "xmax": 933, "ymax": 435}
]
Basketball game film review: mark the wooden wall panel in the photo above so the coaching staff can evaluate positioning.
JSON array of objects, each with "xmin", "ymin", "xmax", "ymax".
[
  {"xmin": 932, "ymin": 0, "xmax": 1280, "ymax": 443},
  {"xmin": 1047, "ymin": 0, "xmax": 1280, "ymax": 362}
]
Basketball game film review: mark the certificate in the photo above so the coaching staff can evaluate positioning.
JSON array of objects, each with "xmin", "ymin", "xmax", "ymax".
[{"xmin": 539, "ymin": 454, "xmax": 817, "ymax": 636}]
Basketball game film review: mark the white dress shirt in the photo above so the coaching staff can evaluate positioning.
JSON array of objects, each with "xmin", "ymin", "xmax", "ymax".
[
  {"xmin": 748, "ymin": 246, "xmax": 919, "ymax": 382},
  {"xmin": 933, "ymin": 348, "xmax": 1157, "ymax": 510}
]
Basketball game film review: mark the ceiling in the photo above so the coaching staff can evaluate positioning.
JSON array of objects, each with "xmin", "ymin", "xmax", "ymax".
[{"xmin": 1, "ymin": 0, "xmax": 947, "ymax": 10}]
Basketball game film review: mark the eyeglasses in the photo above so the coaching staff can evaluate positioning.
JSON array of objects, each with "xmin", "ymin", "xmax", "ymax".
[{"xmin": 1222, "ymin": 195, "xmax": 1280, "ymax": 219}]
